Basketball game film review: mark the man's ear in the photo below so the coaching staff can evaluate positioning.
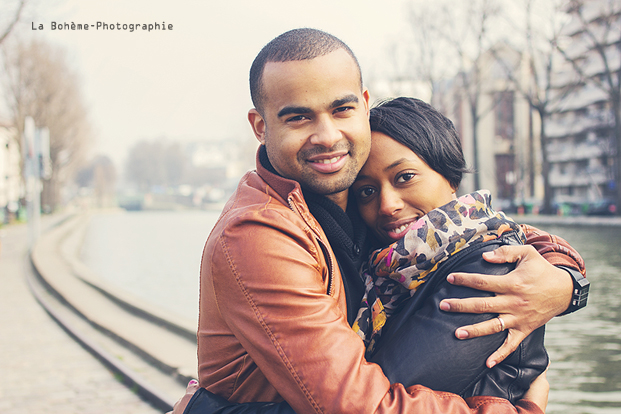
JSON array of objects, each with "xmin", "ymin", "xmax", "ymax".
[
  {"xmin": 248, "ymin": 109, "xmax": 266, "ymax": 145},
  {"xmin": 362, "ymin": 88, "xmax": 370, "ymax": 118}
]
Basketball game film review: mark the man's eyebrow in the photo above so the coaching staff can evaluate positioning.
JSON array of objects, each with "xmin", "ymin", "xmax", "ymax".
[
  {"xmin": 332, "ymin": 94, "xmax": 359, "ymax": 108},
  {"xmin": 277, "ymin": 106, "xmax": 312, "ymax": 118},
  {"xmin": 276, "ymin": 94, "xmax": 359, "ymax": 118}
]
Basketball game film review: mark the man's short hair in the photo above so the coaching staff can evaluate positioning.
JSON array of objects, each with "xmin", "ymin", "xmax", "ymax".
[
  {"xmin": 250, "ymin": 28, "xmax": 363, "ymax": 115},
  {"xmin": 370, "ymin": 97, "xmax": 471, "ymax": 190}
]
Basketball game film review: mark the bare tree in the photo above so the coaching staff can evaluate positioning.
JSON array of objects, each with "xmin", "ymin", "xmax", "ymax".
[
  {"xmin": 435, "ymin": 0, "xmax": 506, "ymax": 190},
  {"xmin": 0, "ymin": 0, "xmax": 26, "ymax": 45},
  {"xmin": 405, "ymin": 2, "xmax": 455, "ymax": 104},
  {"xmin": 1, "ymin": 38, "xmax": 93, "ymax": 211},
  {"xmin": 489, "ymin": 0, "xmax": 577, "ymax": 214}
]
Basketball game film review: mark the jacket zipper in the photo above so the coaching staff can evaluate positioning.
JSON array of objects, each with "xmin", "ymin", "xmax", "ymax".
[{"xmin": 288, "ymin": 196, "xmax": 336, "ymax": 296}]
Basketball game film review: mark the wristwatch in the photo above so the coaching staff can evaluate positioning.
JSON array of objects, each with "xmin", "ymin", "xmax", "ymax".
[{"xmin": 558, "ymin": 266, "xmax": 589, "ymax": 315}]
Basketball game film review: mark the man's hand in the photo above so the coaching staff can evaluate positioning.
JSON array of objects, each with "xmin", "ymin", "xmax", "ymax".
[{"xmin": 439, "ymin": 244, "xmax": 573, "ymax": 368}]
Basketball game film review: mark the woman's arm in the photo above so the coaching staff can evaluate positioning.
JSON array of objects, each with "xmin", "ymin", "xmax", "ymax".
[
  {"xmin": 439, "ymin": 225, "xmax": 587, "ymax": 368},
  {"xmin": 368, "ymin": 241, "xmax": 548, "ymax": 403}
]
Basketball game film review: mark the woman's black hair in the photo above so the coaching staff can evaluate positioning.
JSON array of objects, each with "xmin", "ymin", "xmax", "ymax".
[{"xmin": 369, "ymin": 97, "xmax": 471, "ymax": 190}]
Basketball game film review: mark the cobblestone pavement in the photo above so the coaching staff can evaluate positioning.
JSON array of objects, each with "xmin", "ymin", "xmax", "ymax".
[{"xmin": 0, "ymin": 221, "xmax": 164, "ymax": 414}]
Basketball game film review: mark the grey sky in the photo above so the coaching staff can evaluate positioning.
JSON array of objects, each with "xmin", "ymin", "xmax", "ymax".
[{"xmin": 10, "ymin": 0, "xmax": 412, "ymax": 169}]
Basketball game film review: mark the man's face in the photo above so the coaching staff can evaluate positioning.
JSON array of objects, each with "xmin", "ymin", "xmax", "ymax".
[{"xmin": 248, "ymin": 49, "xmax": 371, "ymax": 199}]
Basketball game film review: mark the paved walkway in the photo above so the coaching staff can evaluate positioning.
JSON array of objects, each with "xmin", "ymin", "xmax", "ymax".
[{"xmin": 0, "ymin": 220, "xmax": 164, "ymax": 414}]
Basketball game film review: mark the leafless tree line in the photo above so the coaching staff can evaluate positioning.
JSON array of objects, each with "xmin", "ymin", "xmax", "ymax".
[{"xmin": 1, "ymin": 1, "xmax": 93, "ymax": 211}]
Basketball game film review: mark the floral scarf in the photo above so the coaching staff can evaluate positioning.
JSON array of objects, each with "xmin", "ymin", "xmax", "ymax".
[{"xmin": 352, "ymin": 190, "xmax": 525, "ymax": 353}]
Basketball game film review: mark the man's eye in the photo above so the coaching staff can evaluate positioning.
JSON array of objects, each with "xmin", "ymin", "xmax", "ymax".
[
  {"xmin": 397, "ymin": 173, "xmax": 415, "ymax": 183},
  {"xmin": 287, "ymin": 115, "xmax": 308, "ymax": 122},
  {"xmin": 334, "ymin": 106, "xmax": 353, "ymax": 114},
  {"xmin": 358, "ymin": 187, "xmax": 376, "ymax": 199}
]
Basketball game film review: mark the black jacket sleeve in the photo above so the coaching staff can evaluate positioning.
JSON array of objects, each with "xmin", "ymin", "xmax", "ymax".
[{"xmin": 368, "ymin": 238, "xmax": 548, "ymax": 404}]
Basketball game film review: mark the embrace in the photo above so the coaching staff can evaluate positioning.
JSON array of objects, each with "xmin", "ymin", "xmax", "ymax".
[{"xmin": 172, "ymin": 28, "xmax": 588, "ymax": 414}]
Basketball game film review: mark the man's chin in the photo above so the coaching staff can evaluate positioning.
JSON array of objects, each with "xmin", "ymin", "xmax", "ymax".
[
  {"xmin": 300, "ymin": 173, "xmax": 356, "ymax": 197},
  {"xmin": 301, "ymin": 175, "xmax": 356, "ymax": 197}
]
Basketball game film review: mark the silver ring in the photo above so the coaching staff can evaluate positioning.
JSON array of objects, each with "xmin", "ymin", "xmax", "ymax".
[{"xmin": 498, "ymin": 316, "xmax": 506, "ymax": 331}]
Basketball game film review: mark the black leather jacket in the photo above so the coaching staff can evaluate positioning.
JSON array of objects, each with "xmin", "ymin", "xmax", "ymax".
[
  {"xmin": 368, "ymin": 232, "xmax": 548, "ymax": 403},
  {"xmin": 183, "ymin": 232, "xmax": 548, "ymax": 413}
]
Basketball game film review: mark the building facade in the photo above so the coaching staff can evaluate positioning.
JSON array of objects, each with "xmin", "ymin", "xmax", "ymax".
[
  {"xmin": 0, "ymin": 122, "xmax": 22, "ymax": 223},
  {"xmin": 545, "ymin": 0, "xmax": 620, "ymax": 213}
]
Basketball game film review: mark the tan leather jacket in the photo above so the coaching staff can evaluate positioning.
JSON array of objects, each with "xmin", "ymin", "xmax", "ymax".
[{"xmin": 196, "ymin": 150, "xmax": 582, "ymax": 414}]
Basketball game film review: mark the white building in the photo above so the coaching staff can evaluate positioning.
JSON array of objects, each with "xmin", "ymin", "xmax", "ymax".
[{"xmin": 546, "ymin": 0, "xmax": 620, "ymax": 211}]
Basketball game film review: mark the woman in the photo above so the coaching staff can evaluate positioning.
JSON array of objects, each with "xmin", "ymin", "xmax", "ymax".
[{"xmin": 351, "ymin": 97, "xmax": 547, "ymax": 403}]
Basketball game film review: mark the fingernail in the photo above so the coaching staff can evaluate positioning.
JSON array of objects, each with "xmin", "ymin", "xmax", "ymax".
[
  {"xmin": 488, "ymin": 360, "xmax": 497, "ymax": 368},
  {"xmin": 447, "ymin": 274, "xmax": 455, "ymax": 283},
  {"xmin": 440, "ymin": 301, "xmax": 450, "ymax": 311},
  {"xmin": 456, "ymin": 329, "xmax": 469, "ymax": 339},
  {"xmin": 188, "ymin": 379, "xmax": 198, "ymax": 386}
]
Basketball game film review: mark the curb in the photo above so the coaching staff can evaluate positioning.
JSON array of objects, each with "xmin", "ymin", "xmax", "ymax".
[{"xmin": 26, "ymin": 249, "xmax": 176, "ymax": 412}]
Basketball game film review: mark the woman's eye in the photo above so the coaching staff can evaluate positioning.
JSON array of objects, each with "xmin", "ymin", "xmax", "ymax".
[
  {"xmin": 358, "ymin": 187, "xmax": 376, "ymax": 199},
  {"xmin": 396, "ymin": 172, "xmax": 415, "ymax": 183}
]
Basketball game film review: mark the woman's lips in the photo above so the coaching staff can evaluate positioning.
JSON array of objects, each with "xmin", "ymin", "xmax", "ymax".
[{"xmin": 383, "ymin": 219, "xmax": 418, "ymax": 241}]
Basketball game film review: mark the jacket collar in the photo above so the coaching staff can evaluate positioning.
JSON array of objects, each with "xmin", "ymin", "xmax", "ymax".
[{"xmin": 256, "ymin": 145, "xmax": 301, "ymax": 202}]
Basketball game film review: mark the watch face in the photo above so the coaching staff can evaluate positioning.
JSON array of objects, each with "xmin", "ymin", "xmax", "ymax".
[{"xmin": 573, "ymin": 276, "xmax": 590, "ymax": 308}]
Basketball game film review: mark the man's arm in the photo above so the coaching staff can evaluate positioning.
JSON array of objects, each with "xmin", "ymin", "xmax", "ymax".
[
  {"xmin": 170, "ymin": 382, "xmax": 546, "ymax": 414},
  {"xmin": 197, "ymin": 210, "xmax": 545, "ymax": 414},
  {"xmin": 439, "ymin": 225, "xmax": 586, "ymax": 367}
]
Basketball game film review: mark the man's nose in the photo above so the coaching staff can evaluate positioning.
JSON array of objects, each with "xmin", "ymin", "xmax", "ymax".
[
  {"xmin": 378, "ymin": 188, "xmax": 403, "ymax": 216},
  {"xmin": 309, "ymin": 116, "xmax": 342, "ymax": 147}
]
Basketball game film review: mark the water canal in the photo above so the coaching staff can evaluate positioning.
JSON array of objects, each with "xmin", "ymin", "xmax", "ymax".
[{"xmin": 80, "ymin": 211, "xmax": 621, "ymax": 413}]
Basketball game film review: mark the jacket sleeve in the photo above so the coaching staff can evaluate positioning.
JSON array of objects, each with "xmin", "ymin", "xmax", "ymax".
[
  {"xmin": 521, "ymin": 224, "xmax": 586, "ymax": 275},
  {"xmin": 206, "ymin": 209, "xmax": 544, "ymax": 414},
  {"xmin": 368, "ymin": 241, "xmax": 548, "ymax": 404}
]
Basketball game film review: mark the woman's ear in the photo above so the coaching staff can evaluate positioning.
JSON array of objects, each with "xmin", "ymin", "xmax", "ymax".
[{"xmin": 248, "ymin": 109, "xmax": 266, "ymax": 145}]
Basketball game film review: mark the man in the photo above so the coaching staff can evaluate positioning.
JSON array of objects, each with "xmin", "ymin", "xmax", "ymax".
[{"xmin": 174, "ymin": 28, "xmax": 586, "ymax": 414}]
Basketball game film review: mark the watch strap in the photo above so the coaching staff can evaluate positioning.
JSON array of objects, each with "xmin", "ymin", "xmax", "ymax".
[{"xmin": 558, "ymin": 265, "xmax": 589, "ymax": 316}]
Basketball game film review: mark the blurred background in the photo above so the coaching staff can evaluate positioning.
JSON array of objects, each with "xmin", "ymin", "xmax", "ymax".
[
  {"xmin": 1, "ymin": 1, "xmax": 620, "ymax": 413},
  {"xmin": 1, "ymin": 0, "xmax": 619, "ymax": 217}
]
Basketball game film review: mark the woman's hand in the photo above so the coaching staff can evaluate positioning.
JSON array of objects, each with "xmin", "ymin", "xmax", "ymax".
[
  {"xmin": 439, "ymin": 244, "xmax": 573, "ymax": 368},
  {"xmin": 523, "ymin": 369, "xmax": 549, "ymax": 411},
  {"xmin": 167, "ymin": 379, "xmax": 199, "ymax": 414}
]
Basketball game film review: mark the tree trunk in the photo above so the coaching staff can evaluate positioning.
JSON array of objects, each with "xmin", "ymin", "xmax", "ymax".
[{"xmin": 539, "ymin": 108, "xmax": 553, "ymax": 214}]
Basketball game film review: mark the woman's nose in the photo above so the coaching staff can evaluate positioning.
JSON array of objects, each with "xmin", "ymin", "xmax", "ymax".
[{"xmin": 378, "ymin": 189, "xmax": 403, "ymax": 216}]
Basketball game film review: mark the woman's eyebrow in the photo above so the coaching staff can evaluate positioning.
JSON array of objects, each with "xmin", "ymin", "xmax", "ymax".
[{"xmin": 384, "ymin": 158, "xmax": 408, "ymax": 172}]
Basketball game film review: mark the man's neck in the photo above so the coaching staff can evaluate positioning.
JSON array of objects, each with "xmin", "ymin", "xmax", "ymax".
[{"xmin": 324, "ymin": 191, "xmax": 349, "ymax": 212}]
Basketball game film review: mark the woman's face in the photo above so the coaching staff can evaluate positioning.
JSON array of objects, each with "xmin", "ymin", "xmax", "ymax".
[{"xmin": 351, "ymin": 131, "xmax": 456, "ymax": 244}]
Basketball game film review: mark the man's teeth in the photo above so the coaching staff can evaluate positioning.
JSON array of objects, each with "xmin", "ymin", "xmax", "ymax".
[
  {"xmin": 391, "ymin": 224, "xmax": 410, "ymax": 234},
  {"xmin": 315, "ymin": 156, "xmax": 340, "ymax": 164}
]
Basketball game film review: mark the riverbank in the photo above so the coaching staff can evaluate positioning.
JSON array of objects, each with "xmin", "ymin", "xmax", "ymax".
[
  {"xmin": 0, "ymin": 215, "xmax": 167, "ymax": 413},
  {"xmin": 513, "ymin": 213, "xmax": 621, "ymax": 227}
]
